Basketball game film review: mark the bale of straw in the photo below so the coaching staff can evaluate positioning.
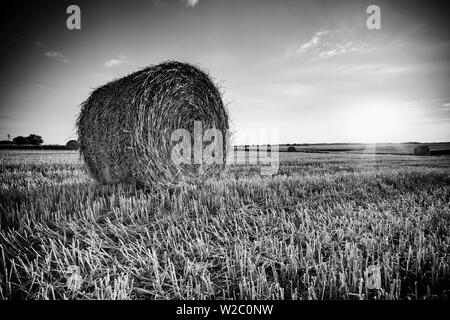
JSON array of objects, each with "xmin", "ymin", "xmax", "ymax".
[
  {"xmin": 77, "ymin": 61, "xmax": 229, "ymax": 188},
  {"xmin": 66, "ymin": 140, "xmax": 79, "ymax": 150},
  {"xmin": 413, "ymin": 145, "xmax": 430, "ymax": 156},
  {"xmin": 287, "ymin": 146, "xmax": 296, "ymax": 152}
]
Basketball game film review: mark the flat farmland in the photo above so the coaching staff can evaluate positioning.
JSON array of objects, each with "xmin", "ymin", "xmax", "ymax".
[
  {"xmin": 0, "ymin": 150, "xmax": 449, "ymax": 299},
  {"xmin": 237, "ymin": 142, "xmax": 450, "ymax": 155}
]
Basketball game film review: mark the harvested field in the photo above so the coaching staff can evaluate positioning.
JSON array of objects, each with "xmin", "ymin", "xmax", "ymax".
[{"xmin": 1, "ymin": 150, "xmax": 449, "ymax": 300}]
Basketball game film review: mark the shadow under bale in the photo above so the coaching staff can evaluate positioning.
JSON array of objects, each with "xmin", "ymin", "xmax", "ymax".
[{"xmin": 77, "ymin": 61, "xmax": 229, "ymax": 189}]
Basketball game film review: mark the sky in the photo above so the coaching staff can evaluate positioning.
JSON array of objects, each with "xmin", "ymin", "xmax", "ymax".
[{"xmin": 0, "ymin": 0, "xmax": 449, "ymax": 144}]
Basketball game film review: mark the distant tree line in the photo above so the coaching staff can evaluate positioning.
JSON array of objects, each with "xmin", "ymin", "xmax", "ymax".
[
  {"xmin": 0, "ymin": 135, "xmax": 79, "ymax": 150},
  {"xmin": 0, "ymin": 134, "xmax": 44, "ymax": 146}
]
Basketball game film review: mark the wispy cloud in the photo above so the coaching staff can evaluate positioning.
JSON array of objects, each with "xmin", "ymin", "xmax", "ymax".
[
  {"xmin": 182, "ymin": 0, "xmax": 200, "ymax": 8},
  {"xmin": 104, "ymin": 55, "xmax": 131, "ymax": 67},
  {"xmin": 289, "ymin": 29, "xmax": 367, "ymax": 59},
  {"xmin": 335, "ymin": 63, "xmax": 407, "ymax": 75},
  {"xmin": 443, "ymin": 103, "xmax": 450, "ymax": 111},
  {"xmin": 297, "ymin": 30, "xmax": 328, "ymax": 53},
  {"xmin": 37, "ymin": 84, "xmax": 56, "ymax": 93},
  {"xmin": 45, "ymin": 51, "xmax": 64, "ymax": 59},
  {"xmin": 45, "ymin": 51, "xmax": 70, "ymax": 63},
  {"xmin": 318, "ymin": 41, "xmax": 359, "ymax": 58}
]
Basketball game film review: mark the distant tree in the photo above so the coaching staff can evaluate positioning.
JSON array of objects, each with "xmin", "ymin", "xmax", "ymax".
[
  {"xmin": 12, "ymin": 134, "xmax": 44, "ymax": 145},
  {"xmin": 27, "ymin": 134, "xmax": 43, "ymax": 145},
  {"xmin": 12, "ymin": 136, "xmax": 28, "ymax": 145}
]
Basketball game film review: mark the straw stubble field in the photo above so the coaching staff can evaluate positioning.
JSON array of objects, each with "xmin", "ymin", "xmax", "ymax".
[{"xmin": 0, "ymin": 150, "xmax": 449, "ymax": 299}]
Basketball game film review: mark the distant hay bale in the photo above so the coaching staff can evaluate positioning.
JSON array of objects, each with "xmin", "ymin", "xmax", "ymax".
[
  {"xmin": 413, "ymin": 145, "xmax": 430, "ymax": 156},
  {"xmin": 66, "ymin": 140, "xmax": 79, "ymax": 150},
  {"xmin": 77, "ymin": 61, "xmax": 229, "ymax": 188},
  {"xmin": 287, "ymin": 146, "xmax": 296, "ymax": 152}
]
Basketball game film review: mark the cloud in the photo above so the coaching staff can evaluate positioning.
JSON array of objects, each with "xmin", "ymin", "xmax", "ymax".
[
  {"xmin": 443, "ymin": 103, "xmax": 450, "ymax": 111},
  {"xmin": 318, "ymin": 42, "xmax": 359, "ymax": 58},
  {"xmin": 290, "ymin": 29, "xmax": 365, "ymax": 59},
  {"xmin": 37, "ymin": 84, "xmax": 56, "ymax": 93},
  {"xmin": 297, "ymin": 30, "xmax": 328, "ymax": 53},
  {"xmin": 182, "ymin": 0, "xmax": 200, "ymax": 8},
  {"xmin": 335, "ymin": 64, "xmax": 407, "ymax": 75},
  {"xmin": 104, "ymin": 55, "xmax": 131, "ymax": 67},
  {"xmin": 45, "ymin": 51, "xmax": 64, "ymax": 59},
  {"xmin": 45, "ymin": 51, "xmax": 70, "ymax": 63}
]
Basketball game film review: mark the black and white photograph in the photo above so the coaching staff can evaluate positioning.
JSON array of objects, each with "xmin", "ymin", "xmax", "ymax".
[{"xmin": 0, "ymin": 0, "xmax": 449, "ymax": 310}]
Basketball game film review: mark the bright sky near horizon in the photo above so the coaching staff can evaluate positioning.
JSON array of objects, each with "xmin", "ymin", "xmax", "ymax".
[{"xmin": 0, "ymin": 0, "xmax": 449, "ymax": 145}]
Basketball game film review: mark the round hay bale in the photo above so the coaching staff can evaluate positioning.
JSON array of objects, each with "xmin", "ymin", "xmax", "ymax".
[
  {"xmin": 413, "ymin": 145, "xmax": 430, "ymax": 156},
  {"xmin": 77, "ymin": 61, "xmax": 229, "ymax": 188},
  {"xmin": 66, "ymin": 140, "xmax": 79, "ymax": 150},
  {"xmin": 287, "ymin": 146, "xmax": 296, "ymax": 152}
]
